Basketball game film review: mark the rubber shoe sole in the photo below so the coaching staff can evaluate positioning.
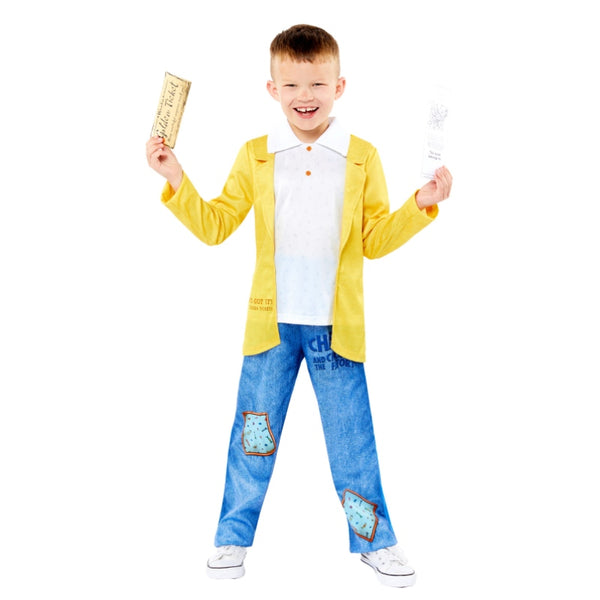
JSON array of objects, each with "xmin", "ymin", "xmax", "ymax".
[{"xmin": 206, "ymin": 562, "xmax": 245, "ymax": 580}]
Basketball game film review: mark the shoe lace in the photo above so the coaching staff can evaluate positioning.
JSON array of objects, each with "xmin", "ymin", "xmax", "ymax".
[
  {"xmin": 374, "ymin": 546, "xmax": 409, "ymax": 567},
  {"xmin": 214, "ymin": 545, "xmax": 244, "ymax": 560}
]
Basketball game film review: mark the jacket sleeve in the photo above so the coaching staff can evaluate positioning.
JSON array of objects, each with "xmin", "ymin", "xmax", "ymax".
[
  {"xmin": 361, "ymin": 146, "xmax": 438, "ymax": 259},
  {"xmin": 160, "ymin": 143, "xmax": 255, "ymax": 246}
]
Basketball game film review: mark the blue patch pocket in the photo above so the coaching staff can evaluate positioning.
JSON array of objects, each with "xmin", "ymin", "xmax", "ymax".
[{"xmin": 242, "ymin": 412, "xmax": 276, "ymax": 456}]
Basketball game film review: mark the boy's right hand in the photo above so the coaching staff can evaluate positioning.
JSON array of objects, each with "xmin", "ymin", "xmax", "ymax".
[{"xmin": 146, "ymin": 136, "xmax": 184, "ymax": 191}]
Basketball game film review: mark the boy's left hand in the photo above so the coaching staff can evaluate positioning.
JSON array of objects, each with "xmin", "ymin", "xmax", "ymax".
[{"xmin": 415, "ymin": 166, "xmax": 453, "ymax": 210}]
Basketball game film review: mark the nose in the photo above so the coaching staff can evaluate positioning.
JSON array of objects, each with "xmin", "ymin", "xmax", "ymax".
[{"xmin": 298, "ymin": 85, "xmax": 314, "ymax": 101}]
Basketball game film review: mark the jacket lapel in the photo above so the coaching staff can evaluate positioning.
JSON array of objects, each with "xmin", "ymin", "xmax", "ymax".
[
  {"xmin": 340, "ymin": 135, "xmax": 368, "ymax": 251},
  {"xmin": 252, "ymin": 136, "xmax": 276, "ymax": 241}
]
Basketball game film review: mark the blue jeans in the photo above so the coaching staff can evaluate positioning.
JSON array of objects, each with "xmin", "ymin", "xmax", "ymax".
[{"xmin": 214, "ymin": 324, "xmax": 398, "ymax": 553}]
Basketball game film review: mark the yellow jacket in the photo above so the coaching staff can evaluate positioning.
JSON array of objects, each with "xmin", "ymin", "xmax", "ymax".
[{"xmin": 161, "ymin": 134, "xmax": 437, "ymax": 362}]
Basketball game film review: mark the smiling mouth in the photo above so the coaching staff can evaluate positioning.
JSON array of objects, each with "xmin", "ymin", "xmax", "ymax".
[{"xmin": 294, "ymin": 107, "xmax": 318, "ymax": 114}]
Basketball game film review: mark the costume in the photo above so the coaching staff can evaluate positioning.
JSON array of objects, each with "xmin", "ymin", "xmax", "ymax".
[
  {"xmin": 161, "ymin": 127, "xmax": 437, "ymax": 363},
  {"xmin": 161, "ymin": 122, "xmax": 437, "ymax": 552}
]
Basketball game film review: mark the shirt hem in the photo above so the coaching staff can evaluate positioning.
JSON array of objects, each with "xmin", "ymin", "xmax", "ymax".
[{"xmin": 277, "ymin": 314, "xmax": 333, "ymax": 326}]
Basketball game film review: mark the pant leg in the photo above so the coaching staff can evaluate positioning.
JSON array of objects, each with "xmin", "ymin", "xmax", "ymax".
[
  {"xmin": 214, "ymin": 324, "xmax": 303, "ymax": 547},
  {"xmin": 301, "ymin": 325, "xmax": 398, "ymax": 553}
]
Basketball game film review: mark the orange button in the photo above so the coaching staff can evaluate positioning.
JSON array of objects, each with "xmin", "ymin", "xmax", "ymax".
[
  {"xmin": 306, "ymin": 170, "xmax": 312, "ymax": 176},
  {"xmin": 306, "ymin": 146, "xmax": 312, "ymax": 151}
]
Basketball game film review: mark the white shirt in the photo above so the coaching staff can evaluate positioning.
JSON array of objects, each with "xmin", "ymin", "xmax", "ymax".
[{"xmin": 268, "ymin": 118, "xmax": 351, "ymax": 325}]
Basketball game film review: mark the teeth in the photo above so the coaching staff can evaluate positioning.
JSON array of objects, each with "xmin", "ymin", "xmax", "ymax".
[{"xmin": 296, "ymin": 107, "xmax": 317, "ymax": 113}]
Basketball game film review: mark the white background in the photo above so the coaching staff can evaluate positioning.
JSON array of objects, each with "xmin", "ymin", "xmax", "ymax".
[{"xmin": 1, "ymin": 1, "xmax": 598, "ymax": 598}]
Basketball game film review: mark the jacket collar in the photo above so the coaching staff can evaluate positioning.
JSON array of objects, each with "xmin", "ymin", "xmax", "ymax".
[{"xmin": 267, "ymin": 117, "xmax": 350, "ymax": 157}]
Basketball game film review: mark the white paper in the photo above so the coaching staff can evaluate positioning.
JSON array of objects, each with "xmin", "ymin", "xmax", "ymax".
[{"xmin": 421, "ymin": 85, "xmax": 450, "ymax": 180}]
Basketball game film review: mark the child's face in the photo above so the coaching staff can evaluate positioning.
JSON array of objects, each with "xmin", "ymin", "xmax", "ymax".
[{"xmin": 267, "ymin": 57, "xmax": 346, "ymax": 143}]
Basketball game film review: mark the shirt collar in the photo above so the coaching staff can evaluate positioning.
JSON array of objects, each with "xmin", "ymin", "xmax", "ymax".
[{"xmin": 267, "ymin": 117, "xmax": 350, "ymax": 157}]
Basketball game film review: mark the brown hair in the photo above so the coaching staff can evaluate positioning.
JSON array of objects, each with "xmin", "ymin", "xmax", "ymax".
[{"xmin": 270, "ymin": 24, "xmax": 340, "ymax": 71}]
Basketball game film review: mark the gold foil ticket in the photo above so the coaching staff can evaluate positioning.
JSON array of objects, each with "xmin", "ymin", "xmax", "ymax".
[{"xmin": 151, "ymin": 72, "xmax": 191, "ymax": 148}]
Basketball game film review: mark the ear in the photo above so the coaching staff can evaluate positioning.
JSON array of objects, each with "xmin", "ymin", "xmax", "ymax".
[
  {"xmin": 266, "ymin": 80, "xmax": 280, "ymax": 101},
  {"xmin": 335, "ymin": 77, "xmax": 347, "ymax": 100}
]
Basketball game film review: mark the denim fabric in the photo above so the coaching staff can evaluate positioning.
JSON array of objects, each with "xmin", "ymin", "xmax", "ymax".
[{"xmin": 214, "ymin": 323, "xmax": 398, "ymax": 553}]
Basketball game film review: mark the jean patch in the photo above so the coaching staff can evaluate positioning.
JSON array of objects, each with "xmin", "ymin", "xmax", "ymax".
[
  {"xmin": 242, "ymin": 412, "xmax": 276, "ymax": 456},
  {"xmin": 342, "ymin": 489, "xmax": 378, "ymax": 542}
]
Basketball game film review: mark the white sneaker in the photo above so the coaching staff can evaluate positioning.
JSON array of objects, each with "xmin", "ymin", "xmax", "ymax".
[
  {"xmin": 360, "ymin": 545, "xmax": 416, "ymax": 587},
  {"xmin": 206, "ymin": 545, "xmax": 247, "ymax": 579}
]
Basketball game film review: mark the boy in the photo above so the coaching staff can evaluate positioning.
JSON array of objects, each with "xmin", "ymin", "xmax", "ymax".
[{"xmin": 146, "ymin": 24, "xmax": 452, "ymax": 588}]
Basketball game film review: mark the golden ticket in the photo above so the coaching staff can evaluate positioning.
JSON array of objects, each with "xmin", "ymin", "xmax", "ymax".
[{"xmin": 151, "ymin": 72, "xmax": 191, "ymax": 148}]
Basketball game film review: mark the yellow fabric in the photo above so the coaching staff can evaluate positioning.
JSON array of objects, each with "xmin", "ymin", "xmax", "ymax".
[{"xmin": 161, "ymin": 134, "xmax": 438, "ymax": 362}]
